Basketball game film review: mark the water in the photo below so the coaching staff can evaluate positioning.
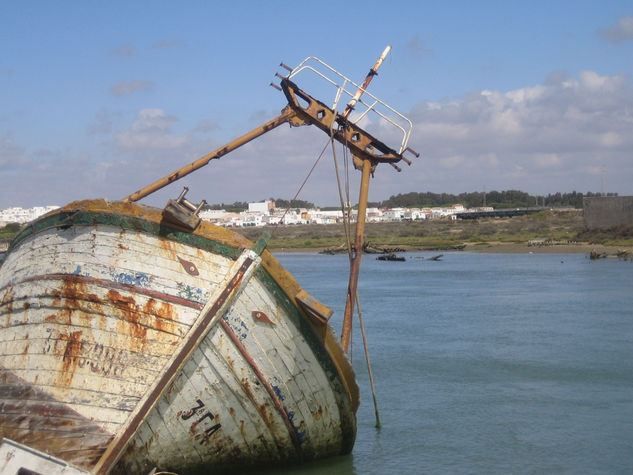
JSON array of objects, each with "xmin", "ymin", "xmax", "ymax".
[{"xmin": 264, "ymin": 252, "xmax": 633, "ymax": 474}]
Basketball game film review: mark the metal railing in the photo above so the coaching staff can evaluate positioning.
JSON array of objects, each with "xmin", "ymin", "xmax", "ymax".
[{"xmin": 287, "ymin": 56, "xmax": 413, "ymax": 155}]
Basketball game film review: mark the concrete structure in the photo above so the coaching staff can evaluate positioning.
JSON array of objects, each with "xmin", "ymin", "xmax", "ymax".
[
  {"xmin": 583, "ymin": 196, "xmax": 633, "ymax": 229},
  {"xmin": 248, "ymin": 200, "xmax": 274, "ymax": 214}
]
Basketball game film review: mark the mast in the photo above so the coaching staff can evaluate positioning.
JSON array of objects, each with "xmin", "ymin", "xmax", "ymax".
[
  {"xmin": 121, "ymin": 50, "xmax": 416, "ymax": 357},
  {"xmin": 339, "ymin": 46, "xmax": 391, "ymax": 354}
]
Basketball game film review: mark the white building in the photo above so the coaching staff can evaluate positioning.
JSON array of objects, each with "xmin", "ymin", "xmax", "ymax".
[
  {"xmin": 239, "ymin": 212, "xmax": 265, "ymax": 227},
  {"xmin": 383, "ymin": 207, "xmax": 405, "ymax": 221},
  {"xmin": 248, "ymin": 200, "xmax": 274, "ymax": 215},
  {"xmin": 0, "ymin": 206, "xmax": 60, "ymax": 225},
  {"xmin": 403, "ymin": 208, "xmax": 426, "ymax": 220},
  {"xmin": 366, "ymin": 207, "xmax": 383, "ymax": 223},
  {"xmin": 311, "ymin": 209, "xmax": 344, "ymax": 224},
  {"xmin": 198, "ymin": 209, "xmax": 228, "ymax": 222}
]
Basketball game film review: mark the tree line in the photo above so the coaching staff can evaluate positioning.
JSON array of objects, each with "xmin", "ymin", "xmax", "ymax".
[
  {"xmin": 204, "ymin": 191, "xmax": 617, "ymax": 212},
  {"xmin": 377, "ymin": 190, "xmax": 617, "ymax": 210}
]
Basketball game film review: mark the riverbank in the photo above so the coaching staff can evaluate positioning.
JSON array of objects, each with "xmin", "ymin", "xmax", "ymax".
[
  {"xmin": 239, "ymin": 210, "xmax": 633, "ymax": 255},
  {"xmin": 463, "ymin": 242, "xmax": 631, "ymax": 255},
  {"xmin": 271, "ymin": 242, "xmax": 632, "ymax": 256}
]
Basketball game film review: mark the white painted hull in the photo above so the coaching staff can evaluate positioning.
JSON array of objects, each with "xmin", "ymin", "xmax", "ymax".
[{"xmin": 0, "ymin": 200, "xmax": 357, "ymax": 473}]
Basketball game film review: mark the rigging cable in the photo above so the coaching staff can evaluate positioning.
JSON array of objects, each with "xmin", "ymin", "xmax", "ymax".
[
  {"xmin": 356, "ymin": 294, "xmax": 381, "ymax": 428},
  {"xmin": 330, "ymin": 121, "xmax": 382, "ymax": 427},
  {"xmin": 269, "ymin": 137, "xmax": 331, "ymax": 240}
]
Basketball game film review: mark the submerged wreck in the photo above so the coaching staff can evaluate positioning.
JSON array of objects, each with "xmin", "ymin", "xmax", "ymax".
[{"xmin": 0, "ymin": 49, "xmax": 417, "ymax": 474}]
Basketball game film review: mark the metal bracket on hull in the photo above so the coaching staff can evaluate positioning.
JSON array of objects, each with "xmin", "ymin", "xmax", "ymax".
[
  {"xmin": 296, "ymin": 289, "xmax": 333, "ymax": 326},
  {"xmin": 162, "ymin": 187, "xmax": 206, "ymax": 231}
]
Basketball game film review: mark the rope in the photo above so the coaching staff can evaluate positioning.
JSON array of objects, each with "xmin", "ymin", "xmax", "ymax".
[
  {"xmin": 329, "ymin": 127, "xmax": 355, "ymax": 360},
  {"xmin": 356, "ymin": 293, "xmax": 381, "ymax": 428},
  {"xmin": 269, "ymin": 138, "xmax": 331, "ymax": 240},
  {"xmin": 330, "ymin": 121, "xmax": 381, "ymax": 425},
  {"xmin": 265, "ymin": 109, "xmax": 382, "ymax": 429},
  {"xmin": 330, "ymin": 131, "xmax": 354, "ymax": 259}
]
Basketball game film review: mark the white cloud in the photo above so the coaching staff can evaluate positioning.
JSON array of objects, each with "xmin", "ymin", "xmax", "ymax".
[
  {"xmin": 194, "ymin": 119, "xmax": 220, "ymax": 133},
  {"xmin": 109, "ymin": 80, "xmax": 154, "ymax": 97},
  {"xmin": 405, "ymin": 70, "xmax": 633, "ymax": 194},
  {"xmin": 3, "ymin": 70, "xmax": 633, "ymax": 209},
  {"xmin": 405, "ymin": 36, "xmax": 433, "ymax": 60},
  {"xmin": 0, "ymin": 136, "xmax": 31, "ymax": 170},
  {"xmin": 116, "ymin": 109, "xmax": 188, "ymax": 151},
  {"xmin": 598, "ymin": 16, "xmax": 633, "ymax": 43},
  {"xmin": 88, "ymin": 108, "xmax": 121, "ymax": 134},
  {"xmin": 152, "ymin": 39, "xmax": 184, "ymax": 49},
  {"xmin": 110, "ymin": 43, "xmax": 136, "ymax": 57}
]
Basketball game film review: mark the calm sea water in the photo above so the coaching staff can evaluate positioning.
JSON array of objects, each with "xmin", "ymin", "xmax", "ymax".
[{"xmin": 260, "ymin": 251, "xmax": 633, "ymax": 474}]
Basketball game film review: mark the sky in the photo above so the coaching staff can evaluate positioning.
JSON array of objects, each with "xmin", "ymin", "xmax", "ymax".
[{"xmin": 1, "ymin": 1, "xmax": 632, "ymax": 209}]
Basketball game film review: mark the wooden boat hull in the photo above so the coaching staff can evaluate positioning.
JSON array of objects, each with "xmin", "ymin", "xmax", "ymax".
[{"xmin": 0, "ymin": 200, "xmax": 358, "ymax": 473}]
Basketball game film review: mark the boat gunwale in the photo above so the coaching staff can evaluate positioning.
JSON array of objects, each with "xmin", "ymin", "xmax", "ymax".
[{"xmin": 2, "ymin": 198, "xmax": 358, "ymax": 455}]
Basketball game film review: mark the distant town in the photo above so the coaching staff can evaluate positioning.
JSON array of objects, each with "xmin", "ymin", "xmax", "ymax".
[
  {"xmin": 0, "ymin": 201, "xmax": 494, "ymax": 228},
  {"xmin": 1, "ymin": 190, "xmax": 615, "ymax": 228}
]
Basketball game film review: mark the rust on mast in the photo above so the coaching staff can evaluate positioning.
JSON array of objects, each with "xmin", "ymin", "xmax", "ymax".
[{"xmin": 121, "ymin": 48, "xmax": 416, "ymax": 357}]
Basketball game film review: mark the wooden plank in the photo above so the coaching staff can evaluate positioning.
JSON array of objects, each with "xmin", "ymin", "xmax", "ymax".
[
  {"xmin": 225, "ymin": 283, "xmax": 341, "ymax": 454},
  {"xmin": 93, "ymin": 248, "xmax": 263, "ymax": 474},
  {"xmin": 0, "ymin": 202, "xmax": 357, "ymax": 471}
]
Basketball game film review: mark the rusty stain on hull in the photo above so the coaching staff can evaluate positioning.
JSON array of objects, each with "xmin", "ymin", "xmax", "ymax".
[
  {"xmin": 57, "ymin": 330, "xmax": 84, "ymax": 387},
  {"xmin": 0, "ymin": 198, "xmax": 359, "ymax": 473},
  {"xmin": 94, "ymin": 255, "xmax": 258, "ymax": 474},
  {"xmin": 219, "ymin": 318, "xmax": 302, "ymax": 455}
]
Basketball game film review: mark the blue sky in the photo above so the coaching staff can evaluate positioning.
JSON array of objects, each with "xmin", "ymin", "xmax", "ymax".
[{"xmin": 2, "ymin": 1, "xmax": 632, "ymax": 208}]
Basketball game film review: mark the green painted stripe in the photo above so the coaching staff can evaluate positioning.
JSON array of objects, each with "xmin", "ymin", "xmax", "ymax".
[
  {"xmin": 251, "ymin": 232, "xmax": 271, "ymax": 255},
  {"xmin": 7, "ymin": 207, "xmax": 356, "ymax": 451},
  {"xmin": 9, "ymin": 210, "xmax": 242, "ymax": 260}
]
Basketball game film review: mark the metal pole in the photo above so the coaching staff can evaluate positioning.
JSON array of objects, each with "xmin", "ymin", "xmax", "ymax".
[
  {"xmin": 124, "ymin": 107, "xmax": 296, "ymax": 202},
  {"xmin": 340, "ymin": 157, "xmax": 372, "ymax": 353},
  {"xmin": 344, "ymin": 45, "xmax": 391, "ymax": 116},
  {"xmin": 340, "ymin": 46, "xmax": 391, "ymax": 353}
]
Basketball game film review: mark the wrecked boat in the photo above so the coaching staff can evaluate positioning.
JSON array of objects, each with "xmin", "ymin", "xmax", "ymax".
[{"xmin": 0, "ymin": 48, "xmax": 417, "ymax": 474}]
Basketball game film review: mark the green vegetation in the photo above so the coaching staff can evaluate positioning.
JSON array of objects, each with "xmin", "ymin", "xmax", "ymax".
[
  {"xmin": 239, "ymin": 210, "xmax": 633, "ymax": 249},
  {"xmin": 3, "ymin": 207, "xmax": 631, "ymax": 253},
  {"xmin": 380, "ymin": 190, "xmax": 616, "ymax": 210},
  {"xmin": 205, "ymin": 190, "xmax": 617, "ymax": 212},
  {"xmin": 576, "ymin": 225, "xmax": 633, "ymax": 246},
  {"xmin": 0, "ymin": 222, "xmax": 21, "ymax": 245}
]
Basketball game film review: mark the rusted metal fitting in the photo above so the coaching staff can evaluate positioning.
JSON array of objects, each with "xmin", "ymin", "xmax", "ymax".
[
  {"xmin": 176, "ymin": 187, "xmax": 206, "ymax": 215},
  {"xmin": 405, "ymin": 147, "xmax": 420, "ymax": 158}
]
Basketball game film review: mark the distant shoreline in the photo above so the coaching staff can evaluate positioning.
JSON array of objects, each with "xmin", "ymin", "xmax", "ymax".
[
  {"xmin": 462, "ymin": 242, "xmax": 630, "ymax": 254},
  {"xmin": 271, "ymin": 242, "xmax": 632, "ymax": 255}
]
